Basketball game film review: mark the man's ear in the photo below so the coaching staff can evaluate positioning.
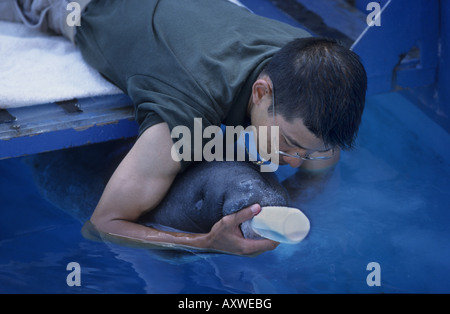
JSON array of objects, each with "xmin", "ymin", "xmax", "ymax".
[{"xmin": 251, "ymin": 77, "xmax": 273, "ymax": 106}]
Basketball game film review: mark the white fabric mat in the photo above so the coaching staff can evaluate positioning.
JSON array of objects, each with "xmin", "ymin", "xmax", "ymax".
[{"xmin": 0, "ymin": 20, "xmax": 122, "ymax": 109}]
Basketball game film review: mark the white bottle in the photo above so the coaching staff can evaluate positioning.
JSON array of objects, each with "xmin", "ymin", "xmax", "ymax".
[{"xmin": 250, "ymin": 206, "xmax": 310, "ymax": 244}]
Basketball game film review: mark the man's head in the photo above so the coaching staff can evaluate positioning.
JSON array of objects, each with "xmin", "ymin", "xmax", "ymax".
[{"xmin": 249, "ymin": 37, "xmax": 367, "ymax": 167}]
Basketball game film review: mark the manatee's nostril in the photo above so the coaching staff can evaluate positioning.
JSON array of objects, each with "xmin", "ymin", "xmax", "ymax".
[{"xmin": 194, "ymin": 199, "xmax": 203, "ymax": 211}]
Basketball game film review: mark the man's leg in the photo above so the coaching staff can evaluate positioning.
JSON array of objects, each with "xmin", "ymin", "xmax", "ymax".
[
  {"xmin": 0, "ymin": 0, "xmax": 90, "ymax": 42},
  {"xmin": 0, "ymin": 0, "xmax": 23, "ymax": 23}
]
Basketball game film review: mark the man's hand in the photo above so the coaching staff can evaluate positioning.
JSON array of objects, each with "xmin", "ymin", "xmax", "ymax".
[{"xmin": 206, "ymin": 204, "xmax": 279, "ymax": 256}]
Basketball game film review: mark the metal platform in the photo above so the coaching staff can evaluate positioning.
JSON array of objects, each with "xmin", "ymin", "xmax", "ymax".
[{"xmin": 0, "ymin": 94, "xmax": 138, "ymax": 159}]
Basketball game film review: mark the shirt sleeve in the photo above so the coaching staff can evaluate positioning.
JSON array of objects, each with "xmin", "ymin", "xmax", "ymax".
[{"xmin": 128, "ymin": 75, "xmax": 223, "ymax": 173}]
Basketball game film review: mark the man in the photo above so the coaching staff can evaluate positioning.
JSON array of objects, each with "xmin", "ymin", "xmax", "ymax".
[{"xmin": 3, "ymin": 0, "xmax": 367, "ymax": 255}]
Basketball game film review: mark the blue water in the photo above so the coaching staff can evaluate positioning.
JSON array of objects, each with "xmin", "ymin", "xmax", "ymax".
[{"xmin": 1, "ymin": 92, "xmax": 450, "ymax": 293}]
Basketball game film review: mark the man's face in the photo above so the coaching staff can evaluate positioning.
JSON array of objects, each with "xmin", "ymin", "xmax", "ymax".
[{"xmin": 249, "ymin": 77, "xmax": 331, "ymax": 168}]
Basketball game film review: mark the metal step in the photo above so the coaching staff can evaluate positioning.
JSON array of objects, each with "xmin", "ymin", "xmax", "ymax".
[{"xmin": 0, "ymin": 94, "xmax": 138, "ymax": 159}]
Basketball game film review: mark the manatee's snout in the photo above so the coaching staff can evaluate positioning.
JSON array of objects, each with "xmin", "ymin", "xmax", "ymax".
[{"xmin": 222, "ymin": 173, "xmax": 288, "ymax": 215}]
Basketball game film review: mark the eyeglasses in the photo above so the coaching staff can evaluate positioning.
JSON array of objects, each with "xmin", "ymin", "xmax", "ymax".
[{"xmin": 271, "ymin": 87, "xmax": 335, "ymax": 161}]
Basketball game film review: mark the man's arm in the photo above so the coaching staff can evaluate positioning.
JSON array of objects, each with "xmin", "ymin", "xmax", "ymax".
[{"xmin": 90, "ymin": 122, "xmax": 278, "ymax": 255}]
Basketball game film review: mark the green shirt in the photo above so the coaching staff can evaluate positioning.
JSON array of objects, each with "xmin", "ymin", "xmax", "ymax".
[{"xmin": 76, "ymin": 0, "xmax": 310, "ymax": 170}]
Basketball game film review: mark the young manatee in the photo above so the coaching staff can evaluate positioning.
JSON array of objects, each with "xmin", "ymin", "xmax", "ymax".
[{"xmin": 139, "ymin": 161, "xmax": 290, "ymax": 239}]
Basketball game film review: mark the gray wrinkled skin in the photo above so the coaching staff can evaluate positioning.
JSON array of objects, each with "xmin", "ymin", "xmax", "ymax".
[{"xmin": 139, "ymin": 161, "xmax": 289, "ymax": 239}]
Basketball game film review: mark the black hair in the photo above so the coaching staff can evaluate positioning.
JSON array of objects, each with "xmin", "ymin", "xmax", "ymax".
[{"xmin": 263, "ymin": 37, "xmax": 367, "ymax": 150}]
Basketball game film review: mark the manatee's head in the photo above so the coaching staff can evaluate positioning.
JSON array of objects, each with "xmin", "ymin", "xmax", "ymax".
[
  {"xmin": 218, "ymin": 162, "xmax": 289, "ymax": 216},
  {"xmin": 140, "ymin": 161, "xmax": 289, "ymax": 238},
  {"xmin": 201, "ymin": 162, "xmax": 289, "ymax": 240}
]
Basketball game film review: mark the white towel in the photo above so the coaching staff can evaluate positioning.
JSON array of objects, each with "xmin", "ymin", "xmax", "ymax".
[
  {"xmin": 0, "ymin": 21, "xmax": 122, "ymax": 109},
  {"xmin": 0, "ymin": 0, "xmax": 247, "ymax": 109}
]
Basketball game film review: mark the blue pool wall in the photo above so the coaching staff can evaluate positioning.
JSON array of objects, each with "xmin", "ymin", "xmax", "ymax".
[
  {"xmin": 438, "ymin": 0, "xmax": 450, "ymax": 123},
  {"xmin": 352, "ymin": 0, "xmax": 449, "ymax": 132},
  {"xmin": 243, "ymin": 0, "xmax": 450, "ymax": 132}
]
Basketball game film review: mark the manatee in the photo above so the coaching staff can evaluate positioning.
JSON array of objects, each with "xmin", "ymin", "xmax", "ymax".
[
  {"xmin": 25, "ymin": 141, "xmax": 291, "ymax": 242},
  {"xmin": 139, "ymin": 161, "xmax": 289, "ymax": 239}
]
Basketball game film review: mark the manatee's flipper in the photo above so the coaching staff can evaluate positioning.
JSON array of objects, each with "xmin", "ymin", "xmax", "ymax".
[{"xmin": 139, "ymin": 161, "xmax": 289, "ymax": 239}]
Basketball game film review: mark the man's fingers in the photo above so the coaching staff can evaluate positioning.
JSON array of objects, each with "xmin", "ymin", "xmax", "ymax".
[
  {"xmin": 232, "ymin": 204, "xmax": 261, "ymax": 225},
  {"xmin": 241, "ymin": 238, "xmax": 280, "ymax": 256},
  {"xmin": 208, "ymin": 203, "xmax": 279, "ymax": 256},
  {"xmin": 234, "ymin": 204, "xmax": 280, "ymax": 255}
]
